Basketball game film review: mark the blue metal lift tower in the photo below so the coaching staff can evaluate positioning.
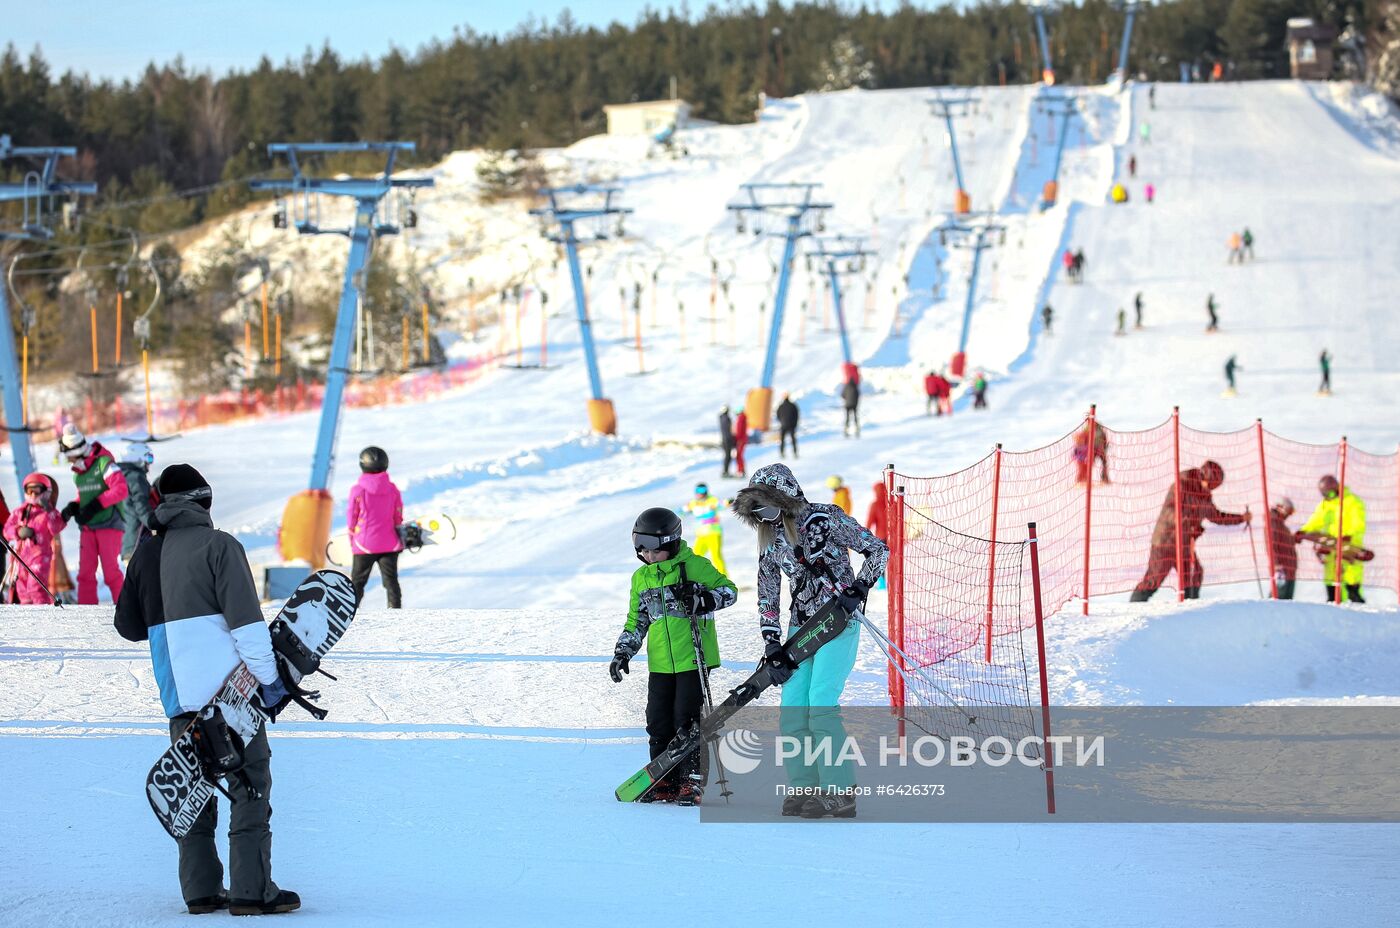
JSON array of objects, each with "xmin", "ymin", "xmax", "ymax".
[
  {"xmin": 806, "ymin": 236, "xmax": 873, "ymax": 380},
  {"xmin": 1029, "ymin": 1, "xmax": 1058, "ymax": 85},
  {"xmin": 938, "ymin": 215, "xmax": 1006, "ymax": 380},
  {"xmin": 1037, "ymin": 92, "xmax": 1081, "ymax": 208},
  {"xmin": 929, "ymin": 96, "xmax": 978, "ymax": 215},
  {"xmin": 250, "ymin": 142, "xmax": 433, "ymax": 567},
  {"xmin": 1112, "ymin": 1, "xmax": 1147, "ymax": 81}
]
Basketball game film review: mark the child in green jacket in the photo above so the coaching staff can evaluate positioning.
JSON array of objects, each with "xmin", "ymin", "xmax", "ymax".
[{"xmin": 610, "ymin": 507, "xmax": 738, "ymax": 805}]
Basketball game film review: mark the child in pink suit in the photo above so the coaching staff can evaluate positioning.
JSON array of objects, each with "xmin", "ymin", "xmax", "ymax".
[
  {"xmin": 348, "ymin": 446, "xmax": 404, "ymax": 608},
  {"xmin": 4, "ymin": 473, "xmax": 68, "ymax": 604}
]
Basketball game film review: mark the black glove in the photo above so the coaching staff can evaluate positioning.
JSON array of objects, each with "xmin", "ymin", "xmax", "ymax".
[
  {"xmin": 16, "ymin": 526, "xmax": 34, "ymax": 540},
  {"xmin": 609, "ymin": 652, "xmax": 631, "ymax": 683},
  {"xmin": 76, "ymin": 498, "xmax": 103, "ymax": 525},
  {"xmin": 837, "ymin": 581, "xmax": 870, "ymax": 617},
  {"xmin": 763, "ymin": 634, "xmax": 796, "ymax": 686},
  {"xmin": 60, "ymin": 501, "xmax": 81, "ymax": 522},
  {"xmin": 677, "ymin": 581, "xmax": 717, "ymax": 616}
]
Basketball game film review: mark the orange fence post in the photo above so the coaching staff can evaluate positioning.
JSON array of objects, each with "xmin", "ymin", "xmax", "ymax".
[
  {"xmin": 261, "ymin": 281, "xmax": 270, "ymax": 359},
  {"xmin": 1172, "ymin": 406, "xmax": 1185, "ymax": 602},
  {"xmin": 89, "ymin": 306, "xmax": 99, "ymax": 373},
  {"xmin": 1256, "ymin": 419, "xmax": 1277, "ymax": 598},
  {"xmin": 1082, "ymin": 404, "xmax": 1096, "ymax": 614},
  {"xmin": 421, "ymin": 302, "xmax": 431, "ymax": 364},
  {"xmin": 1336, "ymin": 436, "xmax": 1348, "ymax": 604},
  {"xmin": 984, "ymin": 444, "xmax": 1002, "ymax": 662},
  {"xmin": 115, "ymin": 291, "xmax": 123, "ymax": 367}
]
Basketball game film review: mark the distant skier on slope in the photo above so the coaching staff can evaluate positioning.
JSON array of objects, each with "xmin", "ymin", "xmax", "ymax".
[
  {"xmin": 1319, "ymin": 349, "xmax": 1332, "ymax": 394},
  {"xmin": 683, "ymin": 483, "xmax": 729, "ymax": 575},
  {"xmin": 718, "ymin": 405, "xmax": 736, "ymax": 478},
  {"xmin": 1242, "ymin": 227, "xmax": 1255, "ymax": 260},
  {"xmin": 1224, "ymin": 355, "xmax": 1241, "ymax": 394},
  {"xmin": 1206, "ymin": 293, "xmax": 1219, "ymax": 331},
  {"xmin": 1129, "ymin": 461, "xmax": 1250, "ymax": 602},
  {"xmin": 972, "ymin": 371, "xmax": 989, "ymax": 409},
  {"xmin": 610, "ymin": 508, "xmax": 737, "ymax": 806},
  {"xmin": 1134, "ymin": 292, "xmax": 1144, "ymax": 328},
  {"xmin": 1116, "ymin": 308, "xmax": 1127, "ymax": 336},
  {"xmin": 776, "ymin": 392, "xmax": 800, "ymax": 459},
  {"xmin": 1042, "ymin": 303, "xmax": 1053, "ymax": 335},
  {"xmin": 841, "ymin": 374, "xmax": 861, "ymax": 438}
]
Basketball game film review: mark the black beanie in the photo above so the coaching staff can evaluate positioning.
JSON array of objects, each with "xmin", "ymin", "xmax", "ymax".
[{"xmin": 156, "ymin": 463, "xmax": 212, "ymax": 510}]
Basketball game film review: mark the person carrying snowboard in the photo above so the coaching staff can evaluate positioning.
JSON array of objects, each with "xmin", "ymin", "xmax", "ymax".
[
  {"xmin": 348, "ymin": 446, "xmax": 404, "ymax": 608},
  {"xmin": 1266, "ymin": 497, "xmax": 1300, "ymax": 600},
  {"xmin": 1296, "ymin": 475, "xmax": 1366, "ymax": 603},
  {"xmin": 114, "ymin": 464, "xmax": 300, "ymax": 916},
  {"xmin": 57, "ymin": 424, "xmax": 129, "ymax": 604},
  {"xmin": 732, "ymin": 463, "xmax": 888, "ymax": 818},
  {"xmin": 610, "ymin": 507, "xmax": 738, "ymax": 806},
  {"xmin": 776, "ymin": 392, "xmax": 800, "ymax": 459},
  {"xmin": 1319, "ymin": 349, "xmax": 1332, "ymax": 394},
  {"xmin": 683, "ymin": 483, "xmax": 728, "ymax": 575},
  {"xmin": 1129, "ymin": 461, "xmax": 1249, "ymax": 601},
  {"xmin": 841, "ymin": 373, "xmax": 860, "ymax": 437},
  {"xmin": 2, "ymin": 473, "xmax": 66, "ymax": 604},
  {"xmin": 118, "ymin": 441, "xmax": 157, "ymax": 563},
  {"xmin": 718, "ymin": 405, "xmax": 736, "ymax": 478}
]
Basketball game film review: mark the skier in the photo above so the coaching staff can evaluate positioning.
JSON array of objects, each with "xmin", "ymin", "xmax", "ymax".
[
  {"xmin": 732, "ymin": 407, "xmax": 749, "ymax": 478},
  {"xmin": 841, "ymin": 374, "xmax": 860, "ymax": 438},
  {"xmin": 1042, "ymin": 303, "xmax": 1053, "ymax": 335},
  {"xmin": 1318, "ymin": 349, "xmax": 1331, "ymax": 394},
  {"xmin": 1134, "ymin": 292, "xmax": 1144, "ymax": 328},
  {"xmin": 923, "ymin": 370, "xmax": 940, "ymax": 415},
  {"xmin": 1073, "ymin": 248, "xmax": 1087, "ymax": 281},
  {"xmin": 1224, "ymin": 355, "xmax": 1241, "ymax": 394},
  {"xmin": 610, "ymin": 507, "xmax": 738, "ymax": 805},
  {"xmin": 1145, "ymin": 182, "xmax": 1156, "ymax": 204},
  {"xmin": 1116, "ymin": 308, "xmax": 1126, "ymax": 336},
  {"xmin": 1242, "ymin": 227, "xmax": 1254, "ymax": 260},
  {"xmin": 1129, "ymin": 461, "xmax": 1250, "ymax": 601},
  {"xmin": 732, "ymin": 463, "xmax": 888, "ymax": 818},
  {"xmin": 348, "ymin": 446, "xmax": 404, "ymax": 608},
  {"xmin": 2, "ymin": 474, "xmax": 66, "ymax": 604},
  {"xmin": 718, "ymin": 405, "xmax": 736, "ymax": 478},
  {"xmin": 1062, "ymin": 248, "xmax": 1075, "ymax": 282},
  {"xmin": 1266, "ymin": 497, "xmax": 1300, "ymax": 600},
  {"xmin": 827, "ymin": 476, "xmax": 852, "ymax": 515},
  {"xmin": 1295, "ymin": 475, "xmax": 1366, "ymax": 603},
  {"xmin": 683, "ymin": 482, "xmax": 728, "ymax": 575},
  {"xmin": 1148, "ymin": 84, "xmax": 1156, "ymax": 109},
  {"xmin": 1206, "ymin": 293, "xmax": 1219, "ymax": 331},
  {"xmin": 1227, "ymin": 231, "xmax": 1243, "ymax": 265},
  {"xmin": 972, "ymin": 371, "xmax": 989, "ymax": 409},
  {"xmin": 118, "ymin": 442, "xmax": 157, "ymax": 562},
  {"xmin": 776, "ymin": 392, "xmax": 800, "ymax": 459},
  {"xmin": 1128, "ymin": 154, "xmax": 1137, "ymax": 178},
  {"xmin": 57, "ymin": 424, "xmax": 128, "ymax": 604},
  {"xmin": 1073, "ymin": 421, "xmax": 1109, "ymax": 484},
  {"xmin": 1139, "ymin": 121, "xmax": 1151, "ymax": 144},
  {"xmin": 114, "ymin": 464, "xmax": 300, "ymax": 916}
]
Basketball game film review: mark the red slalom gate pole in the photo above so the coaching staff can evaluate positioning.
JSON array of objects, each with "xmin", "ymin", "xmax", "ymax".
[
  {"xmin": 1336, "ymin": 436, "xmax": 1348, "ymax": 604},
  {"xmin": 1082, "ymin": 405, "xmax": 1096, "ymax": 615},
  {"xmin": 1256, "ymin": 419, "xmax": 1277, "ymax": 598},
  {"xmin": 985, "ymin": 445, "xmax": 1003, "ymax": 662},
  {"xmin": 1028, "ymin": 521, "xmax": 1056, "ymax": 815},
  {"xmin": 1173, "ymin": 407, "xmax": 1185, "ymax": 603}
]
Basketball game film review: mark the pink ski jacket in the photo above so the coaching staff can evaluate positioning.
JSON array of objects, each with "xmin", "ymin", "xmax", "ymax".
[{"xmin": 347, "ymin": 472, "xmax": 404, "ymax": 555}]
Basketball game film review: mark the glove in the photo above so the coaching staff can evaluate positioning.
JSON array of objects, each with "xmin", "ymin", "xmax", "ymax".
[
  {"xmin": 60, "ymin": 501, "xmax": 81, "ymax": 522},
  {"xmin": 608, "ymin": 652, "xmax": 631, "ymax": 683},
  {"xmin": 837, "ymin": 581, "xmax": 870, "ymax": 617},
  {"xmin": 76, "ymin": 498, "xmax": 103, "ymax": 525},
  {"xmin": 677, "ymin": 581, "xmax": 717, "ymax": 616},
  {"xmin": 16, "ymin": 526, "xmax": 34, "ymax": 540},
  {"xmin": 259, "ymin": 678, "xmax": 289, "ymax": 710},
  {"xmin": 763, "ymin": 634, "xmax": 796, "ymax": 686}
]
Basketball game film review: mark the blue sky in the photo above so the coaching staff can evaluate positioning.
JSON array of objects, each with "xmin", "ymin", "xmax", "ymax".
[{"xmin": 8, "ymin": 0, "xmax": 905, "ymax": 81}]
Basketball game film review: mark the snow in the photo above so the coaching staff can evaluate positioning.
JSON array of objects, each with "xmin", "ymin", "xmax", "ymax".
[{"xmin": 5, "ymin": 79, "xmax": 1400, "ymax": 924}]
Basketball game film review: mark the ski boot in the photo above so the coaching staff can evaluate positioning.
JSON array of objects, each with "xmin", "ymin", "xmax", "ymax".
[
  {"xmin": 230, "ymin": 890, "xmax": 301, "ymax": 916},
  {"xmin": 641, "ymin": 781, "xmax": 679, "ymax": 804},
  {"xmin": 800, "ymin": 792, "xmax": 857, "ymax": 819},
  {"xmin": 677, "ymin": 783, "xmax": 704, "ymax": 806}
]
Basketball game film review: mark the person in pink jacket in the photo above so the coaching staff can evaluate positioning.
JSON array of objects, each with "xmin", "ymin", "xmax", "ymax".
[
  {"xmin": 348, "ymin": 446, "xmax": 404, "ymax": 608},
  {"xmin": 4, "ymin": 473, "xmax": 68, "ymax": 604}
]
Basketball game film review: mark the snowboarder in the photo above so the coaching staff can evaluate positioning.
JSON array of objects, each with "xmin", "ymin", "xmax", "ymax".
[
  {"xmin": 732, "ymin": 408, "xmax": 749, "ymax": 477},
  {"xmin": 1144, "ymin": 182, "xmax": 1156, "ymax": 204},
  {"xmin": 1042, "ymin": 303, "xmax": 1053, "ymax": 335},
  {"xmin": 1224, "ymin": 355, "xmax": 1240, "ymax": 394},
  {"xmin": 1129, "ymin": 461, "xmax": 1250, "ymax": 601},
  {"xmin": 776, "ymin": 392, "xmax": 800, "ymax": 459},
  {"xmin": 1116, "ymin": 308, "xmax": 1127, "ymax": 336},
  {"xmin": 1134, "ymin": 292, "xmax": 1144, "ymax": 328},
  {"xmin": 1241, "ymin": 227, "xmax": 1255, "ymax": 260},
  {"xmin": 1227, "ymin": 231, "xmax": 1243, "ymax": 265},
  {"xmin": 972, "ymin": 371, "xmax": 989, "ymax": 409},
  {"xmin": 2, "ymin": 474, "xmax": 66, "ymax": 604},
  {"xmin": 1073, "ymin": 421, "xmax": 1109, "ymax": 484},
  {"xmin": 841, "ymin": 374, "xmax": 860, "ymax": 438},
  {"xmin": 57, "ymin": 424, "xmax": 128, "ymax": 605},
  {"xmin": 1128, "ymin": 154, "xmax": 1137, "ymax": 178},
  {"xmin": 732, "ymin": 463, "xmax": 888, "ymax": 818},
  {"xmin": 1073, "ymin": 248, "xmax": 1087, "ymax": 281},
  {"xmin": 114, "ymin": 463, "xmax": 300, "ymax": 916},
  {"xmin": 348, "ymin": 446, "xmax": 404, "ymax": 608},
  {"xmin": 1295, "ymin": 475, "xmax": 1366, "ymax": 603},
  {"xmin": 610, "ymin": 507, "xmax": 738, "ymax": 805},
  {"xmin": 683, "ymin": 483, "xmax": 728, "ymax": 575},
  {"xmin": 118, "ymin": 442, "xmax": 157, "ymax": 562},
  {"xmin": 1319, "ymin": 349, "xmax": 1332, "ymax": 394},
  {"xmin": 1206, "ymin": 294, "xmax": 1219, "ymax": 331},
  {"xmin": 827, "ymin": 475, "xmax": 852, "ymax": 515},
  {"xmin": 1266, "ymin": 497, "xmax": 1300, "ymax": 600},
  {"xmin": 718, "ymin": 405, "xmax": 736, "ymax": 477}
]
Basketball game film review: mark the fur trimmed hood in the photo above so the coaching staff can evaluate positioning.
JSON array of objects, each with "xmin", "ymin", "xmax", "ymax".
[{"xmin": 731, "ymin": 463, "xmax": 806, "ymax": 529}]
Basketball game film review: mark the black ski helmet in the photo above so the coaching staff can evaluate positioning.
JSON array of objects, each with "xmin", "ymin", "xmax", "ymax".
[
  {"xmin": 632, "ymin": 507, "xmax": 683, "ymax": 561},
  {"xmin": 359, "ymin": 446, "xmax": 389, "ymax": 474}
]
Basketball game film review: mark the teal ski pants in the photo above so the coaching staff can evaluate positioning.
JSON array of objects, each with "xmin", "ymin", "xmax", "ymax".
[{"xmin": 780, "ymin": 620, "xmax": 860, "ymax": 789}]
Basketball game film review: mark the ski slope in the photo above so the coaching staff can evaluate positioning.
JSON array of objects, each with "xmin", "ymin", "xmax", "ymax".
[{"xmin": 4, "ymin": 80, "xmax": 1400, "ymax": 925}]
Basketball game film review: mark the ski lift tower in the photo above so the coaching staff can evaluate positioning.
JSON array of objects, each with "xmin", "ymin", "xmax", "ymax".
[
  {"xmin": 1029, "ymin": 1, "xmax": 1058, "ymax": 85},
  {"xmin": 727, "ymin": 182, "xmax": 831, "ymax": 431},
  {"xmin": 529, "ymin": 184, "xmax": 631, "ymax": 436},
  {"xmin": 806, "ymin": 236, "xmax": 873, "ymax": 382},
  {"xmin": 1037, "ymin": 92, "xmax": 1081, "ymax": 209},
  {"xmin": 0, "ymin": 136, "xmax": 96, "ymax": 495},
  {"xmin": 1111, "ymin": 1, "xmax": 1147, "ymax": 81},
  {"xmin": 938, "ymin": 215, "xmax": 1006, "ymax": 379},
  {"xmin": 928, "ymin": 96, "xmax": 978, "ymax": 215},
  {"xmin": 250, "ymin": 141, "xmax": 432, "ymax": 568}
]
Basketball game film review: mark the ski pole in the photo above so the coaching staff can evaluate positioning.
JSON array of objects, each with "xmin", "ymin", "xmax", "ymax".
[
  {"xmin": 688, "ymin": 611, "xmax": 732, "ymax": 800},
  {"xmin": 1244, "ymin": 508, "xmax": 1264, "ymax": 598},
  {"xmin": 0, "ymin": 535, "xmax": 62, "ymax": 607}
]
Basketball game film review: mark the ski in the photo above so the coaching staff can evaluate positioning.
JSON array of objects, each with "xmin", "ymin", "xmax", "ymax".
[{"xmin": 615, "ymin": 600, "xmax": 850, "ymax": 803}]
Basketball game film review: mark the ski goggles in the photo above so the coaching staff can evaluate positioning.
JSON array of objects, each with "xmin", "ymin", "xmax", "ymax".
[
  {"xmin": 753, "ymin": 505, "xmax": 784, "ymax": 523},
  {"xmin": 633, "ymin": 531, "xmax": 679, "ymax": 552},
  {"xmin": 1322, "ymin": 489, "xmax": 1338, "ymax": 500},
  {"xmin": 23, "ymin": 484, "xmax": 47, "ymax": 496}
]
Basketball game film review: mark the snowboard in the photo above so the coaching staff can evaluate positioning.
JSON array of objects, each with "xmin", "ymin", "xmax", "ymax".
[
  {"xmin": 325, "ymin": 513, "xmax": 456, "ymax": 567},
  {"xmin": 615, "ymin": 599, "xmax": 851, "ymax": 803},
  {"xmin": 1308, "ymin": 537, "xmax": 1375, "ymax": 563},
  {"xmin": 145, "ymin": 569, "xmax": 357, "ymax": 840}
]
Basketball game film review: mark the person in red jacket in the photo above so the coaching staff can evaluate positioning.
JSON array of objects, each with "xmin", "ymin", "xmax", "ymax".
[
  {"xmin": 1266, "ymin": 497, "xmax": 1300, "ymax": 600},
  {"xmin": 348, "ymin": 446, "xmax": 405, "ymax": 608},
  {"xmin": 732, "ymin": 409, "xmax": 749, "ymax": 478},
  {"xmin": 923, "ymin": 371, "xmax": 939, "ymax": 416},
  {"xmin": 3, "ymin": 473, "xmax": 67, "ymax": 604},
  {"xmin": 57, "ymin": 424, "xmax": 129, "ymax": 604},
  {"xmin": 1129, "ymin": 461, "xmax": 1250, "ymax": 601}
]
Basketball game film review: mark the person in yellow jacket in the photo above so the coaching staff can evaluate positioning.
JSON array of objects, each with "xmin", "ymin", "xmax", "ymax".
[
  {"xmin": 827, "ymin": 476, "xmax": 852, "ymax": 515},
  {"xmin": 1296, "ymin": 474, "xmax": 1366, "ymax": 603},
  {"xmin": 682, "ymin": 483, "xmax": 728, "ymax": 575}
]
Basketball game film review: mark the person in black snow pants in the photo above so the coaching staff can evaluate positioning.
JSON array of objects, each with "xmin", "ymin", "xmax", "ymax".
[
  {"xmin": 1042, "ymin": 304, "xmax": 1053, "ymax": 335},
  {"xmin": 776, "ymin": 393, "xmax": 800, "ymax": 459},
  {"xmin": 1224, "ymin": 355, "xmax": 1240, "ymax": 393},
  {"xmin": 1134, "ymin": 292, "xmax": 1144, "ymax": 328},
  {"xmin": 1319, "ymin": 350, "xmax": 1331, "ymax": 394},
  {"xmin": 841, "ymin": 377, "xmax": 860, "ymax": 438},
  {"xmin": 1206, "ymin": 294, "xmax": 1219, "ymax": 332},
  {"xmin": 718, "ymin": 406, "xmax": 736, "ymax": 477}
]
